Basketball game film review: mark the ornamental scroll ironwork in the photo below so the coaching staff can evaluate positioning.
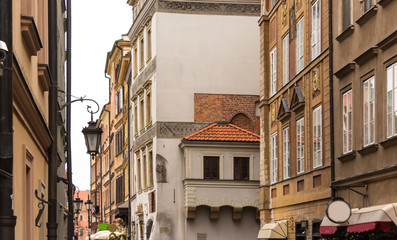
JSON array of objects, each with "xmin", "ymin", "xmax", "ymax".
[{"xmin": 34, "ymin": 189, "xmax": 49, "ymax": 227}]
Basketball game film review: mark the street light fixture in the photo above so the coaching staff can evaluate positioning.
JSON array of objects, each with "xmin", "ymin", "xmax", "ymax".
[
  {"xmin": 73, "ymin": 196, "xmax": 83, "ymax": 213},
  {"xmin": 85, "ymin": 197, "xmax": 93, "ymax": 240}
]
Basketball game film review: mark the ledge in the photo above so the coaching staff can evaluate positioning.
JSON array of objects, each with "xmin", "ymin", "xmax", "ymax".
[
  {"xmin": 336, "ymin": 25, "xmax": 354, "ymax": 42},
  {"xmin": 378, "ymin": 0, "xmax": 393, "ymax": 7},
  {"xmin": 380, "ymin": 135, "xmax": 397, "ymax": 148},
  {"xmin": 377, "ymin": 30, "xmax": 397, "ymax": 50},
  {"xmin": 357, "ymin": 143, "xmax": 378, "ymax": 156},
  {"xmin": 334, "ymin": 63, "xmax": 355, "ymax": 79},
  {"xmin": 337, "ymin": 151, "xmax": 356, "ymax": 162},
  {"xmin": 356, "ymin": 6, "xmax": 378, "ymax": 26},
  {"xmin": 20, "ymin": 16, "xmax": 42, "ymax": 56},
  {"xmin": 38, "ymin": 64, "xmax": 51, "ymax": 92},
  {"xmin": 354, "ymin": 47, "xmax": 378, "ymax": 65}
]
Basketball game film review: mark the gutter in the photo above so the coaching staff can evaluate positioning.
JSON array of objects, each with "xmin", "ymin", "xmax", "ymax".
[{"xmin": 328, "ymin": 0, "xmax": 335, "ymax": 198}]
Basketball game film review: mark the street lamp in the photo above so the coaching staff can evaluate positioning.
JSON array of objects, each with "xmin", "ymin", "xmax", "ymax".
[
  {"xmin": 82, "ymin": 114, "xmax": 102, "ymax": 155},
  {"xmin": 73, "ymin": 192, "xmax": 83, "ymax": 240},
  {"xmin": 85, "ymin": 197, "xmax": 93, "ymax": 240}
]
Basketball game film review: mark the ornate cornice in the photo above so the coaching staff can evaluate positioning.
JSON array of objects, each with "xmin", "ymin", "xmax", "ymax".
[{"xmin": 157, "ymin": 0, "xmax": 260, "ymax": 16}]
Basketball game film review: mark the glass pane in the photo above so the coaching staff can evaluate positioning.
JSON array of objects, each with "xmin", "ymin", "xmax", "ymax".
[
  {"xmin": 370, "ymin": 121, "xmax": 375, "ymax": 143},
  {"xmin": 387, "ymin": 113, "xmax": 392, "ymax": 137},
  {"xmin": 364, "ymin": 123, "xmax": 368, "ymax": 146},
  {"xmin": 387, "ymin": 67, "xmax": 393, "ymax": 92},
  {"xmin": 394, "ymin": 64, "xmax": 397, "ymax": 87}
]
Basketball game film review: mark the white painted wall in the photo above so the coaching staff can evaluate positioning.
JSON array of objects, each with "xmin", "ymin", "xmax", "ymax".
[{"xmin": 155, "ymin": 12, "xmax": 260, "ymax": 122}]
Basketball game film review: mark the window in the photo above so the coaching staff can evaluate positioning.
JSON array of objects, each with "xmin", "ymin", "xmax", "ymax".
[
  {"xmin": 233, "ymin": 157, "xmax": 249, "ymax": 180},
  {"xmin": 342, "ymin": 0, "xmax": 351, "ymax": 30},
  {"xmin": 116, "ymin": 174, "xmax": 125, "ymax": 204},
  {"xmin": 146, "ymin": 88, "xmax": 152, "ymax": 126},
  {"xmin": 133, "ymin": 43, "xmax": 138, "ymax": 77},
  {"xmin": 283, "ymin": 34, "xmax": 289, "ymax": 85},
  {"xmin": 148, "ymin": 149, "xmax": 153, "ymax": 188},
  {"xmin": 297, "ymin": 118, "xmax": 305, "ymax": 174},
  {"xmin": 147, "ymin": 27, "xmax": 152, "ymax": 61},
  {"xmin": 149, "ymin": 191, "xmax": 156, "ymax": 213},
  {"xmin": 115, "ymin": 87, "xmax": 123, "ymax": 115},
  {"xmin": 387, "ymin": 63, "xmax": 397, "ymax": 138},
  {"xmin": 270, "ymin": 47, "xmax": 277, "ymax": 95},
  {"xmin": 311, "ymin": 0, "xmax": 321, "ymax": 60},
  {"xmin": 363, "ymin": 0, "xmax": 374, "ymax": 13},
  {"xmin": 312, "ymin": 221, "xmax": 322, "ymax": 240},
  {"xmin": 79, "ymin": 227, "xmax": 83, "ymax": 236},
  {"xmin": 313, "ymin": 106, "xmax": 322, "ymax": 168},
  {"xmin": 363, "ymin": 77, "xmax": 375, "ymax": 146},
  {"xmin": 139, "ymin": 36, "xmax": 144, "ymax": 70},
  {"xmin": 134, "ymin": 102, "xmax": 138, "ymax": 135},
  {"xmin": 80, "ymin": 214, "xmax": 83, "ymax": 221},
  {"xmin": 136, "ymin": 154, "xmax": 142, "ymax": 192},
  {"xmin": 203, "ymin": 156, "xmax": 219, "ymax": 179},
  {"xmin": 296, "ymin": 17, "xmax": 305, "ymax": 73},
  {"xmin": 142, "ymin": 153, "xmax": 147, "ymax": 189},
  {"xmin": 343, "ymin": 90, "xmax": 353, "ymax": 153},
  {"xmin": 282, "ymin": 127, "xmax": 290, "ymax": 179},
  {"xmin": 297, "ymin": 180, "xmax": 304, "ymax": 192},
  {"xmin": 271, "ymin": 133, "xmax": 278, "ymax": 183},
  {"xmin": 115, "ymin": 128, "xmax": 124, "ymax": 156},
  {"xmin": 139, "ymin": 96, "xmax": 144, "ymax": 131}
]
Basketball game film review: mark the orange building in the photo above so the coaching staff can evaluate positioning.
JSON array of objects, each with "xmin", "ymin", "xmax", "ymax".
[{"xmin": 74, "ymin": 190, "xmax": 92, "ymax": 240}]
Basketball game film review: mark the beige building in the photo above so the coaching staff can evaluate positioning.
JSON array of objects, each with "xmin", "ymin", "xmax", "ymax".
[
  {"xmin": 258, "ymin": 0, "xmax": 331, "ymax": 239},
  {"xmin": 322, "ymin": 0, "xmax": 397, "ymax": 238}
]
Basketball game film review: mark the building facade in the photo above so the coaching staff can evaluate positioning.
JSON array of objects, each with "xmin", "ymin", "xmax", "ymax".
[
  {"xmin": 258, "ymin": 0, "xmax": 331, "ymax": 239},
  {"xmin": 74, "ymin": 190, "xmax": 92, "ymax": 240},
  {"xmin": 0, "ymin": 0, "xmax": 68, "ymax": 239},
  {"xmin": 330, "ymin": 0, "xmax": 397, "ymax": 227}
]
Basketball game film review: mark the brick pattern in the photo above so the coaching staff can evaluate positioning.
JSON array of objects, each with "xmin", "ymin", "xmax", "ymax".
[{"xmin": 194, "ymin": 93, "xmax": 260, "ymax": 135}]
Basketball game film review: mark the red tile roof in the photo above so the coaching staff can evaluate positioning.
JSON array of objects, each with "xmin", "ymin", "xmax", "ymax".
[{"xmin": 183, "ymin": 122, "xmax": 260, "ymax": 142}]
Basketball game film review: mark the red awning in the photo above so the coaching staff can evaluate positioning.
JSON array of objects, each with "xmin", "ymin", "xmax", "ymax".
[
  {"xmin": 320, "ymin": 216, "xmax": 348, "ymax": 235},
  {"xmin": 347, "ymin": 221, "xmax": 391, "ymax": 233}
]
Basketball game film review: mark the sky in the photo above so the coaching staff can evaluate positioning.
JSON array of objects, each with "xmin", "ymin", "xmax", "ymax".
[{"xmin": 71, "ymin": 0, "xmax": 132, "ymax": 191}]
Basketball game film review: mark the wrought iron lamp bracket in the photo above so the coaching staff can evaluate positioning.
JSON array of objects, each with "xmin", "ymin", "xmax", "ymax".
[{"xmin": 34, "ymin": 189, "xmax": 49, "ymax": 227}]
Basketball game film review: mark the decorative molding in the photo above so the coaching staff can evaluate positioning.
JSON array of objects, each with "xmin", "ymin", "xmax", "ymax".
[
  {"xmin": 131, "ymin": 57, "xmax": 156, "ymax": 97},
  {"xmin": 337, "ymin": 151, "xmax": 356, "ymax": 162},
  {"xmin": 336, "ymin": 25, "xmax": 354, "ymax": 42},
  {"xmin": 128, "ymin": 0, "xmax": 156, "ymax": 40},
  {"xmin": 356, "ymin": 6, "xmax": 378, "ymax": 26},
  {"xmin": 20, "ymin": 16, "xmax": 43, "ymax": 56},
  {"xmin": 380, "ymin": 135, "xmax": 397, "ymax": 148},
  {"xmin": 157, "ymin": 0, "xmax": 260, "ymax": 16},
  {"xmin": 290, "ymin": 86, "xmax": 305, "ymax": 111},
  {"xmin": 334, "ymin": 63, "xmax": 355, "ymax": 79},
  {"xmin": 38, "ymin": 64, "xmax": 51, "ymax": 92},
  {"xmin": 354, "ymin": 47, "xmax": 378, "ymax": 65},
  {"xmin": 277, "ymin": 97, "xmax": 291, "ymax": 121},
  {"xmin": 312, "ymin": 68, "xmax": 320, "ymax": 96},
  {"xmin": 378, "ymin": 0, "xmax": 393, "ymax": 7},
  {"xmin": 377, "ymin": 30, "xmax": 397, "ymax": 50},
  {"xmin": 357, "ymin": 143, "xmax": 378, "ymax": 155}
]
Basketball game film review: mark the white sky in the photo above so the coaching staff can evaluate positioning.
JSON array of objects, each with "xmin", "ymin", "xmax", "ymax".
[{"xmin": 71, "ymin": 0, "xmax": 132, "ymax": 190}]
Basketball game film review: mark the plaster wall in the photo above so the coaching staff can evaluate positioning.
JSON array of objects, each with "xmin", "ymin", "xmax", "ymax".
[
  {"xmin": 155, "ymin": 12, "xmax": 260, "ymax": 122},
  {"xmin": 186, "ymin": 206, "xmax": 259, "ymax": 240}
]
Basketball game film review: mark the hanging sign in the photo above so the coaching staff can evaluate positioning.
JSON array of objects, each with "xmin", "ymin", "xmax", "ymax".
[{"xmin": 326, "ymin": 198, "xmax": 351, "ymax": 224}]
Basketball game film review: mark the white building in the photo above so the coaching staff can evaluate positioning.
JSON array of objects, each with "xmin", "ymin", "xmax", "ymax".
[{"xmin": 127, "ymin": 0, "xmax": 261, "ymax": 239}]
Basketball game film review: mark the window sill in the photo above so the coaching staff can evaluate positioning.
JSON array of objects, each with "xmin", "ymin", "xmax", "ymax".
[
  {"xmin": 21, "ymin": 16, "xmax": 42, "ymax": 56},
  {"xmin": 356, "ymin": 6, "xmax": 378, "ymax": 26},
  {"xmin": 380, "ymin": 135, "xmax": 397, "ymax": 148},
  {"xmin": 334, "ymin": 62, "xmax": 355, "ymax": 79},
  {"xmin": 358, "ymin": 143, "xmax": 378, "ymax": 155},
  {"xmin": 337, "ymin": 151, "xmax": 356, "ymax": 162},
  {"xmin": 336, "ymin": 25, "xmax": 354, "ymax": 42},
  {"xmin": 378, "ymin": 0, "xmax": 393, "ymax": 7}
]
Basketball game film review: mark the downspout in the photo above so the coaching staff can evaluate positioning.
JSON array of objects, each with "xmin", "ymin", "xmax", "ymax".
[
  {"xmin": 127, "ymin": 72, "xmax": 131, "ymax": 240},
  {"xmin": 103, "ymin": 69, "xmax": 112, "ymax": 222},
  {"xmin": 328, "ymin": 0, "xmax": 335, "ymax": 198},
  {"xmin": 0, "ymin": 0, "xmax": 17, "ymax": 238},
  {"xmin": 48, "ymin": 0, "xmax": 59, "ymax": 238},
  {"xmin": 99, "ymin": 124, "xmax": 103, "ymax": 223},
  {"xmin": 66, "ymin": 0, "xmax": 74, "ymax": 238}
]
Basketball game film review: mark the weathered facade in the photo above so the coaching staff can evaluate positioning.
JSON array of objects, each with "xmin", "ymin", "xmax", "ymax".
[
  {"xmin": 258, "ymin": 0, "xmax": 331, "ymax": 239},
  {"xmin": 126, "ymin": 0, "xmax": 261, "ymax": 238},
  {"xmin": 332, "ymin": 0, "xmax": 397, "ymax": 213}
]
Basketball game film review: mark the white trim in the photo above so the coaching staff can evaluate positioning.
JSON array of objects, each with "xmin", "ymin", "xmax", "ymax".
[
  {"xmin": 297, "ymin": 117, "xmax": 305, "ymax": 174},
  {"xmin": 296, "ymin": 17, "xmax": 305, "ymax": 73},
  {"xmin": 283, "ymin": 34, "xmax": 289, "ymax": 86},
  {"xmin": 282, "ymin": 127, "xmax": 290, "ymax": 179},
  {"xmin": 311, "ymin": 0, "xmax": 321, "ymax": 60},
  {"xmin": 387, "ymin": 63, "xmax": 397, "ymax": 138},
  {"xmin": 270, "ymin": 47, "xmax": 277, "ymax": 95},
  {"xmin": 271, "ymin": 132, "xmax": 278, "ymax": 183},
  {"xmin": 313, "ymin": 106, "xmax": 322, "ymax": 168},
  {"xmin": 343, "ymin": 90, "xmax": 353, "ymax": 153},
  {"xmin": 363, "ymin": 76, "xmax": 375, "ymax": 146}
]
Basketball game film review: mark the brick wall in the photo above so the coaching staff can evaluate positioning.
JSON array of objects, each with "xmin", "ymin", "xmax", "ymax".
[{"xmin": 194, "ymin": 93, "xmax": 260, "ymax": 135}]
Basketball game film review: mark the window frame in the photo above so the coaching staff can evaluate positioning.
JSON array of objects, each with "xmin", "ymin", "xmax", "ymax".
[
  {"xmin": 270, "ymin": 47, "xmax": 277, "ymax": 95},
  {"xmin": 311, "ymin": 0, "xmax": 321, "ymax": 60},
  {"xmin": 283, "ymin": 34, "xmax": 289, "ymax": 86},
  {"xmin": 343, "ymin": 90, "xmax": 353, "ymax": 153},
  {"xmin": 363, "ymin": 76, "xmax": 375, "ymax": 146},
  {"xmin": 296, "ymin": 17, "xmax": 305, "ymax": 73},
  {"xmin": 296, "ymin": 117, "xmax": 305, "ymax": 174},
  {"xmin": 203, "ymin": 156, "xmax": 220, "ymax": 180},
  {"xmin": 313, "ymin": 106, "xmax": 322, "ymax": 168},
  {"xmin": 387, "ymin": 62, "xmax": 397, "ymax": 138},
  {"xmin": 282, "ymin": 127, "xmax": 290, "ymax": 179},
  {"xmin": 271, "ymin": 132, "xmax": 278, "ymax": 183},
  {"xmin": 233, "ymin": 156, "xmax": 250, "ymax": 180}
]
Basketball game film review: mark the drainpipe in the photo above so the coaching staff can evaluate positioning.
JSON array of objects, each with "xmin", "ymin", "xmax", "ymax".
[
  {"xmin": 103, "ymin": 98, "xmax": 111, "ymax": 222},
  {"xmin": 99, "ymin": 126, "xmax": 103, "ymax": 223},
  {"xmin": 328, "ymin": 0, "xmax": 335, "ymax": 198},
  {"xmin": 66, "ymin": 0, "xmax": 74, "ymax": 238},
  {"xmin": 127, "ymin": 74, "xmax": 131, "ymax": 240},
  {"xmin": 0, "ymin": 0, "xmax": 17, "ymax": 238},
  {"xmin": 48, "ymin": 0, "xmax": 59, "ymax": 238}
]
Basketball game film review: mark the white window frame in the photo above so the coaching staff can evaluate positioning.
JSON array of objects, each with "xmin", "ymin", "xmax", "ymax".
[
  {"xmin": 363, "ymin": 76, "xmax": 375, "ymax": 146},
  {"xmin": 313, "ymin": 106, "xmax": 322, "ymax": 168},
  {"xmin": 296, "ymin": 118, "xmax": 305, "ymax": 174},
  {"xmin": 311, "ymin": 0, "xmax": 321, "ymax": 60},
  {"xmin": 271, "ymin": 132, "xmax": 278, "ymax": 183},
  {"xmin": 296, "ymin": 17, "xmax": 304, "ymax": 73},
  {"xmin": 282, "ymin": 127, "xmax": 290, "ymax": 179},
  {"xmin": 270, "ymin": 47, "xmax": 277, "ymax": 95},
  {"xmin": 387, "ymin": 62, "xmax": 397, "ymax": 138},
  {"xmin": 283, "ymin": 34, "xmax": 289, "ymax": 86},
  {"xmin": 343, "ymin": 90, "xmax": 353, "ymax": 153}
]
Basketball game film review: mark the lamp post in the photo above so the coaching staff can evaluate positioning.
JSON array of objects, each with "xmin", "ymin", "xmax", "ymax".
[
  {"xmin": 73, "ymin": 192, "xmax": 83, "ymax": 240},
  {"xmin": 85, "ymin": 198, "xmax": 93, "ymax": 240}
]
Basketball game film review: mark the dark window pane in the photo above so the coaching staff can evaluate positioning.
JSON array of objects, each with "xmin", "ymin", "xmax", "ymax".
[
  {"xmin": 234, "ymin": 157, "xmax": 249, "ymax": 180},
  {"xmin": 204, "ymin": 156, "xmax": 219, "ymax": 179}
]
